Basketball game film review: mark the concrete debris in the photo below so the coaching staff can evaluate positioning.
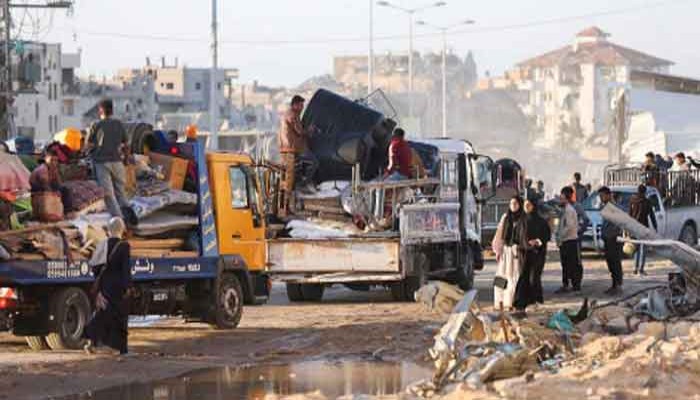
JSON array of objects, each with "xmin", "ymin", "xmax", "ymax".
[
  {"xmin": 412, "ymin": 279, "xmax": 700, "ymax": 399},
  {"xmin": 415, "ymin": 282, "xmax": 467, "ymax": 316}
]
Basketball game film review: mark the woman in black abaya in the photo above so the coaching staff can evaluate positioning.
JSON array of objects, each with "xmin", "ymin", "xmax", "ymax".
[
  {"xmin": 84, "ymin": 217, "xmax": 131, "ymax": 355},
  {"xmin": 515, "ymin": 199, "xmax": 551, "ymax": 310}
]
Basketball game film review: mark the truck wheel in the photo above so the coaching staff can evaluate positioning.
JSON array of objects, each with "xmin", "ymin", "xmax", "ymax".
[
  {"xmin": 300, "ymin": 284, "xmax": 324, "ymax": 302},
  {"xmin": 391, "ymin": 272, "xmax": 425, "ymax": 302},
  {"xmin": 215, "ymin": 274, "xmax": 243, "ymax": 329},
  {"xmin": 25, "ymin": 336, "xmax": 49, "ymax": 351},
  {"xmin": 455, "ymin": 245, "xmax": 475, "ymax": 291},
  {"xmin": 680, "ymin": 224, "xmax": 698, "ymax": 248},
  {"xmin": 286, "ymin": 283, "xmax": 305, "ymax": 302},
  {"xmin": 46, "ymin": 287, "xmax": 91, "ymax": 350}
]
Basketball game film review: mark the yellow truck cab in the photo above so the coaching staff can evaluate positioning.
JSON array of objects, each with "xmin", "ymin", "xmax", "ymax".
[{"xmin": 207, "ymin": 152, "xmax": 269, "ymax": 300}]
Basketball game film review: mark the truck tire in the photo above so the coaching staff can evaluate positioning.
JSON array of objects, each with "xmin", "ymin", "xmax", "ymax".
[
  {"xmin": 46, "ymin": 287, "xmax": 91, "ymax": 350},
  {"xmin": 25, "ymin": 336, "xmax": 49, "ymax": 351},
  {"xmin": 286, "ymin": 283, "xmax": 305, "ymax": 302},
  {"xmin": 680, "ymin": 224, "xmax": 698, "ymax": 248},
  {"xmin": 455, "ymin": 245, "xmax": 475, "ymax": 291},
  {"xmin": 390, "ymin": 276, "xmax": 422, "ymax": 302},
  {"xmin": 300, "ymin": 284, "xmax": 324, "ymax": 302},
  {"xmin": 214, "ymin": 274, "xmax": 243, "ymax": 329}
]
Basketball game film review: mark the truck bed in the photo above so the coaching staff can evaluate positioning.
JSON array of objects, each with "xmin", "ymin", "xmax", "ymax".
[{"xmin": 267, "ymin": 238, "xmax": 400, "ymax": 274}]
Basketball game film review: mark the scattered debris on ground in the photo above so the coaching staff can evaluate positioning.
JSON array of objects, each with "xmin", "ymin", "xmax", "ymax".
[{"xmin": 410, "ymin": 273, "xmax": 700, "ymax": 399}]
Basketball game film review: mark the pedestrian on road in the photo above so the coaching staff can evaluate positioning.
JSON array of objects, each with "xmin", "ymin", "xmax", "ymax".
[
  {"xmin": 572, "ymin": 172, "xmax": 589, "ymax": 204},
  {"xmin": 599, "ymin": 186, "xmax": 624, "ymax": 295},
  {"xmin": 556, "ymin": 186, "xmax": 581, "ymax": 293},
  {"xmin": 84, "ymin": 217, "xmax": 132, "ymax": 355},
  {"xmin": 492, "ymin": 195, "xmax": 527, "ymax": 310},
  {"xmin": 629, "ymin": 184, "xmax": 657, "ymax": 275},
  {"xmin": 571, "ymin": 194, "xmax": 590, "ymax": 284},
  {"xmin": 514, "ymin": 199, "xmax": 551, "ymax": 310},
  {"xmin": 86, "ymin": 99, "xmax": 129, "ymax": 219}
]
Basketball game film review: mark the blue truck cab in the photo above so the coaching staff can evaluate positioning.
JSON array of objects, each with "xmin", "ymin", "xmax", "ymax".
[{"xmin": 0, "ymin": 141, "xmax": 270, "ymax": 350}]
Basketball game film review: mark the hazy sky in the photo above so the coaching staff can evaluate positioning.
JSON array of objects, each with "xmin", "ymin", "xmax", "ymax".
[{"xmin": 20, "ymin": 0, "xmax": 700, "ymax": 87}]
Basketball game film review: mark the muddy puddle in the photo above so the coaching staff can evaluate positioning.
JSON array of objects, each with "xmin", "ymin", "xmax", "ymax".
[{"xmin": 60, "ymin": 360, "xmax": 431, "ymax": 399}]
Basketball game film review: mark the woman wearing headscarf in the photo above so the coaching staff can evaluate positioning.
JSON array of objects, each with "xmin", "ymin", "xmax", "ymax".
[
  {"xmin": 84, "ymin": 217, "xmax": 131, "ymax": 355},
  {"xmin": 515, "ymin": 199, "xmax": 551, "ymax": 310},
  {"xmin": 492, "ymin": 196, "xmax": 527, "ymax": 310}
]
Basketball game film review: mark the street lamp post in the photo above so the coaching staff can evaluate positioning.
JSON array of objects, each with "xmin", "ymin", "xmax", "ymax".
[
  {"xmin": 416, "ymin": 19, "xmax": 474, "ymax": 138},
  {"xmin": 377, "ymin": 1, "xmax": 446, "ymax": 120},
  {"xmin": 369, "ymin": 0, "xmax": 374, "ymax": 94}
]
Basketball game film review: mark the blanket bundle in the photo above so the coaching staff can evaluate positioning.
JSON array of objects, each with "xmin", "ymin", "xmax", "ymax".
[
  {"xmin": 129, "ymin": 189, "xmax": 197, "ymax": 220},
  {"xmin": 61, "ymin": 181, "xmax": 106, "ymax": 212}
]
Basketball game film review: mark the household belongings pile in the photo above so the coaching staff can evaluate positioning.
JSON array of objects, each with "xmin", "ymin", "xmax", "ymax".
[{"xmin": 0, "ymin": 149, "xmax": 201, "ymax": 262}]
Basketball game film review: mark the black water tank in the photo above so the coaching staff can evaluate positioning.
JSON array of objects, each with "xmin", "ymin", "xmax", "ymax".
[{"xmin": 301, "ymin": 89, "xmax": 395, "ymax": 182}]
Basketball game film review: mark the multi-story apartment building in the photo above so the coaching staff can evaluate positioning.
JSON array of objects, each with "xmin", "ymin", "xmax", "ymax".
[{"xmin": 513, "ymin": 27, "xmax": 673, "ymax": 150}]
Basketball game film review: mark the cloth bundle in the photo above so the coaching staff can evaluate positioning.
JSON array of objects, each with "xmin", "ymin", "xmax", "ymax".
[
  {"xmin": 32, "ymin": 192, "xmax": 64, "ymax": 222},
  {"xmin": 61, "ymin": 181, "xmax": 106, "ymax": 212},
  {"xmin": 132, "ymin": 212, "xmax": 198, "ymax": 237},
  {"xmin": 0, "ymin": 153, "xmax": 30, "ymax": 193},
  {"xmin": 129, "ymin": 189, "xmax": 197, "ymax": 220}
]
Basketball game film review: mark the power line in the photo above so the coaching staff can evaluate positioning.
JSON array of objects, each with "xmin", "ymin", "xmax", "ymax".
[{"xmin": 52, "ymin": 0, "xmax": 689, "ymax": 47}]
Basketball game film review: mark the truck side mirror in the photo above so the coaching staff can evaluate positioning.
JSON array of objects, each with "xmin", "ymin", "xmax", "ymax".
[{"xmin": 471, "ymin": 154, "xmax": 497, "ymax": 202}]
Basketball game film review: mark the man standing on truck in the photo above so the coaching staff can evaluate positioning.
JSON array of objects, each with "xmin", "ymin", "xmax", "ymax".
[
  {"xmin": 556, "ymin": 186, "xmax": 582, "ymax": 293},
  {"xmin": 278, "ymin": 95, "xmax": 318, "ymax": 212},
  {"xmin": 386, "ymin": 128, "xmax": 412, "ymax": 180},
  {"xmin": 571, "ymin": 172, "xmax": 589, "ymax": 204},
  {"xmin": 86, "ymin": 99, "xmax": 129, "ymax": 219},
  {"xmin": 629, "ymin": 184, "xmax": 657, "ymax": 275},
  {"xmin": 599, "ymin": 186, "xmax": 624, "ymax": 295}
]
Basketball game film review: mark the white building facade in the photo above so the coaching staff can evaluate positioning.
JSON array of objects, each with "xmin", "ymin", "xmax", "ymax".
[
  {"xmin": 515, "ymin": 27, "xmax": 673, "ymax": 158},
  {"xmin": 13, "ymin": 42, "xmax": 64, "ymax": 143}
]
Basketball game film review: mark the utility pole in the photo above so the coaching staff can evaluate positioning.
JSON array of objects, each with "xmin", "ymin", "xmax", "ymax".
[
  {"xmin": 1, "ymin": 1, "xmax": 72, "ymax": 139},
  {"xmin": 368, "ymin": 0, "xmax": 374, "ymax": 95},
  {"xmin": 441, "ymin": 29, "xmax": 446, "ymax": 138},
  {"xmin": 209, "ymin": 0, "xmax": 219, "ymax": 149},
  {"xmin": 416, "ymin": 18, "xmax": 474, "ymax": 138}
]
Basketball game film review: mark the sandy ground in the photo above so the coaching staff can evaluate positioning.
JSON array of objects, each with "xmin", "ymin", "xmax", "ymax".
[{"xmin": 0, "ymin": 253, "xmax": 679, "ymax": 400}]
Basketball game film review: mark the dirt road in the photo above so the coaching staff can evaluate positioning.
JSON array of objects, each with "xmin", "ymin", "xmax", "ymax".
[{"xmin": 0, "ymin": 255, "xmax": 677, "ymax": 399}]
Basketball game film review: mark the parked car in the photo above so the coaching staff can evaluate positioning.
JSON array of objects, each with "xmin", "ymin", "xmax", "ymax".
[{"xmin": 582, "ymin": 166, "xmax": 700, "ymax": 252}]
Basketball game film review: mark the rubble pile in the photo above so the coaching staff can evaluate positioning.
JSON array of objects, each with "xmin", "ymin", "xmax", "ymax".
[{"xmin": 411, "ymin": 280, "xmax": 700, "ymax": 399}]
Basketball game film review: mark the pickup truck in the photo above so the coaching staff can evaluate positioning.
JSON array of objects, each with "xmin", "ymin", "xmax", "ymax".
[
  {"xmin": 582, "ymin": 166, "xmax": 700, "ymax": 251},
  {"xmin": 0, "ymin": 142, "xmax": 270, "ymax": 350}
]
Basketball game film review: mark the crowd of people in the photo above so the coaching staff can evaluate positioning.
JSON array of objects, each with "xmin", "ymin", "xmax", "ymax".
[{"xmin": 492, "ymin": 169, "xmax": 664, "ymax": 313}]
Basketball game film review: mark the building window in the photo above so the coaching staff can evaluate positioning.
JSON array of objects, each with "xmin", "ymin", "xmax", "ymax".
[
  {"xmin": 35, "ymin": 102, "xmax": 39, "ymax": 121},
  {"xmin": 63, "ymin": 100, "xmax": 74, "ymax": 116},
  {"xmin": 165, "ymin": 82, "xmax": 174, "ymax": 90},
  {"xmin": 53, "ymin": 84, "xmax": 58, "ymax": 100},
  {"xmin": 195, "ymin": 82, "xmax": 201, "ymax": 90},
  {"xmin": 217, "ymin": 82, "xmax": 222, "ymax": 90}
]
